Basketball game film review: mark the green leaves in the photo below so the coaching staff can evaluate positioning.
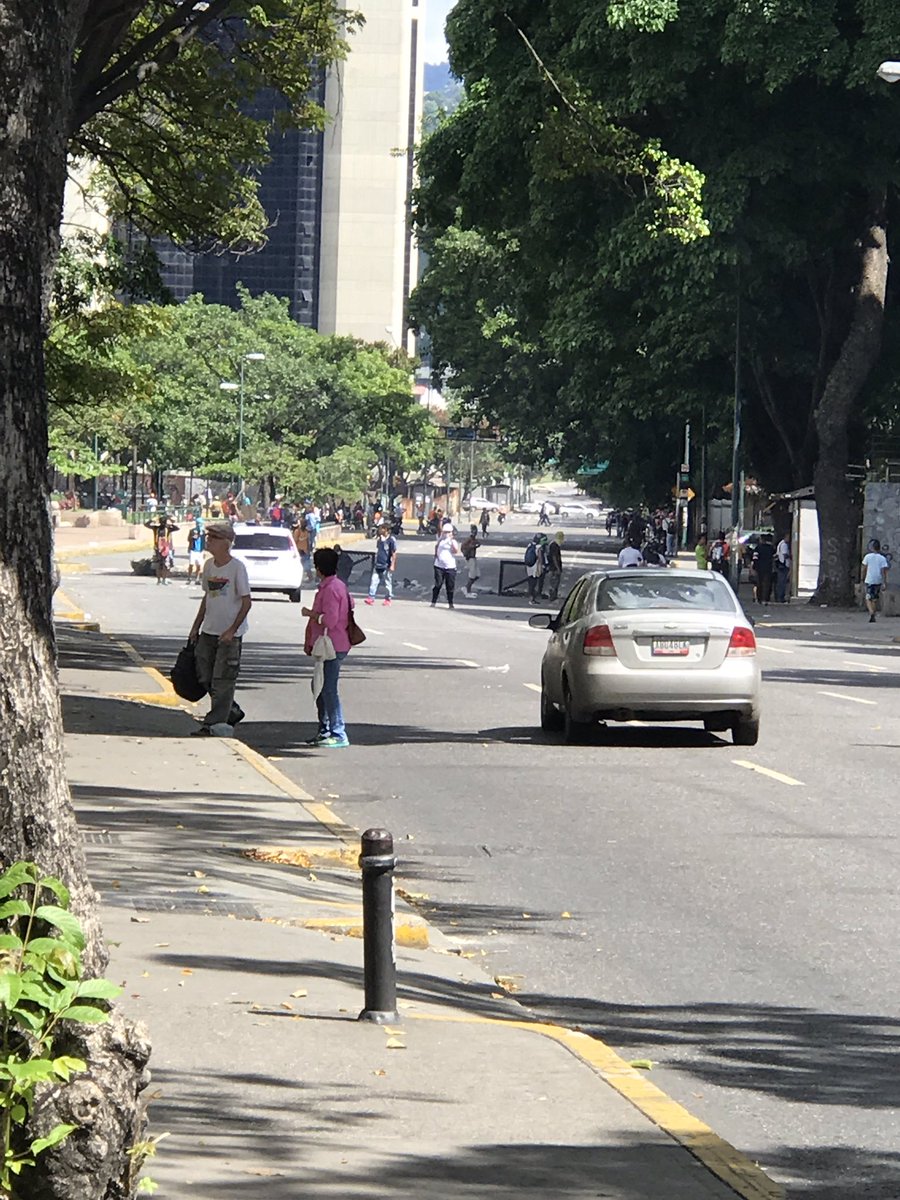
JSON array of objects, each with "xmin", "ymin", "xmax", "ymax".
[{"xmin": 0, "ymin": 862, "xmax": 119, "ymax": 1190}]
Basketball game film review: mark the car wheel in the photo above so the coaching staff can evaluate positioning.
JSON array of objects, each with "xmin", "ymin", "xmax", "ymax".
[
  {"xmin": 540, "ymin": 679, "xmax": 564, "ymax": 732},
  {"xmin": 562, "ymin": 679, "xmax": 592, "ymax": 744},
  {"xmin": 732, "ymin": 715, "xmax": 759, "ymax": 746},
  {"xmin": 288, "ymin": 587, "xmax": 303, "ymax": 603}
]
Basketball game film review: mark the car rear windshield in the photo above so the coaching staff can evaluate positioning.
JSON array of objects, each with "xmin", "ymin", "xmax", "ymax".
[
  {"xmin": 233, "ymin": 532, "xmax": 293, "ymax": 552},
  {"xmin": 596, "ymin": 576, "xmax": 737, "ymax": 613}
]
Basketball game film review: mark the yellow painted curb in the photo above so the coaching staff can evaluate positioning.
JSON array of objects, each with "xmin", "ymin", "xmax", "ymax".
[
  {"xmin": 54, "ymin": 589, "xmax": 101, "ymax": 632},
  {"xmin": 228, "ymin": 743, "xmax": 358, "ymax": 843},
  {"xmin": 59, "ymin": 562, "xmax": 89, "ymax": 575},
  {"xmin": 408, "ymin": 1012, "xmax": 783, "ymax": 1200},
  {"xmin": 298, "ymin": 917, "xmax": 428, "ymax": 947},
  {"xmin": 54, "ymin": 532, "xmax": 154, "ymax": 561}
]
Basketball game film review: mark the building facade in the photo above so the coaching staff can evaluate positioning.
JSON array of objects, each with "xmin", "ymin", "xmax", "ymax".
[{"xmin": 155, "ymin": 2, "xmax": 424, "ymax": 347}]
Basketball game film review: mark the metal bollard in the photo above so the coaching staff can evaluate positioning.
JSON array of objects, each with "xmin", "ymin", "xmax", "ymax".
[{"xmin": 358, "ymin": 828, "xmax": 399, "ymax": 1024}]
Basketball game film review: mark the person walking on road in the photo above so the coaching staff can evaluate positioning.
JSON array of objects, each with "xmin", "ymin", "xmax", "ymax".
[
  {"xmin": 366, "ymin": 523, "xmax": 397, "ymax": 606},
  {"xmin": 432, "ymin": 520, "xmax": 461, "ymax": 608},
  {"xmin": 774, "ymin": 534, "xmax": 792, "ymax": 603},
  {"xmin": 525, "ymin": 533, "xmax": 546, "ymax": 603},
  {"xmin": 538, "ymin": 501, "xmax": 551, "ymax": 527},
  {"xmin": 543, "ymin": 531, "xmax": 564, "ymax": 601},
  {"xmin": 461, "ymin": 524, "xmax": 481, "ymax": 598},
  {"xmin": 186, "ymin": 514, "xmax": 205, "ymax": 585},
  {"xmin": 145, "ymin": 511, "xmax": 179, "ymax": 585},
  {"xmin": 302, "ymin": 547, "xmax": 354, "ymax": 747},
  {"xmin": 188, "ymin": 522, "xmax": 252, "ymax": 735},
  {"xmin": 480, "ymin": 507, "xmax": 490, "ymax": 537},
  {"xmin": 861, "ymin": 539, "xmax": 890, "ymax": 623}
]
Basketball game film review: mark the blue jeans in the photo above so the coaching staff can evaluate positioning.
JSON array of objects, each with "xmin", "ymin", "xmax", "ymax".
[
  {"xmin": 316, "ymin": 651, "xmax": 348, "ymax": 739},
  {"xmin": 369, "ymin": 567, "xmax": 393, "ymax": 599}
]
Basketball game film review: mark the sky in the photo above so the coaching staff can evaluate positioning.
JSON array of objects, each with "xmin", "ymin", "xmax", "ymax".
[{"xmin": 424, "ymin": 0, "xmax": 454, "ymax": 65}]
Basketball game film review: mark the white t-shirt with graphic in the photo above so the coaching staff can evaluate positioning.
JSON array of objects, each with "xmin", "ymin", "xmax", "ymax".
[{"xmin": 201, "ymin": 557, "xmax": 251, "ymax": 637}]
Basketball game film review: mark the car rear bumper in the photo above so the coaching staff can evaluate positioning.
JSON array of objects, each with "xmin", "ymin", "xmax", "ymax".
[{"xmin": 570, "ymin": 660, "xmax": 760, "ymax": 721}]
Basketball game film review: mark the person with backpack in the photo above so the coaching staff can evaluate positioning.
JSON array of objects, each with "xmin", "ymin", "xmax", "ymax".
[
  {"xmin": 431, "ymin": 520, "xmax": 461, "ymax": 608},
  {"xmin": 525, "ymin": 534, "xmax": 545, "ymax": 603},
  {"xmin": 461, "ymin": 524, "xmax": 481, "ymax": 598},
  {"xmin": 365, "ymin": 523, "xmax": 397, "ymax": 606}
]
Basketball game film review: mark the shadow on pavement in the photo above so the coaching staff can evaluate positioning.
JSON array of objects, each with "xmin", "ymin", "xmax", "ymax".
[{"xmin": 62, "ymin": 695, "xmax": 195, "ymax": 737}]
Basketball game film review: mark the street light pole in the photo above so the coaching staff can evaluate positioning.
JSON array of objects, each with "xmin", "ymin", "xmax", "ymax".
[
  {"xmin": 730, "ymin": 271, "xmax": 743, "ymax": 588},
  {"xmin": 221, "ymin": 351, "xmax": 265, "ymax": 502}
]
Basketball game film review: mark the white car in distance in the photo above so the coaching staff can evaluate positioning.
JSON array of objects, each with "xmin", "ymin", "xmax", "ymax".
[{"xmin": 558, "ymin": 501, "xmax": 600, "ymax": 520}]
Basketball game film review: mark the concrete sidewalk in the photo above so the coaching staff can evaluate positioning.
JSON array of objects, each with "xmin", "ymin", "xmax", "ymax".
[{"xmin": 58, "ymin": 623, "xmax": 781, "ymax": 1199}]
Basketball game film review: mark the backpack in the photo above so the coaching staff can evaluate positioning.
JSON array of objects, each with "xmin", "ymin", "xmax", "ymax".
[{"xmin": 524, "ymin": 542, "xmax": 538, "ymax": 567}]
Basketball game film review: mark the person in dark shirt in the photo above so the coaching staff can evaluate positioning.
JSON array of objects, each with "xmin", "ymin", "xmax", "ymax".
[
  {"xmin": 543, "ymin": 532, "xmax": 564, "ymax": 601},
  {"xmin": 752, "ymin": 534, "xmax": 776, "ymax": 605}
]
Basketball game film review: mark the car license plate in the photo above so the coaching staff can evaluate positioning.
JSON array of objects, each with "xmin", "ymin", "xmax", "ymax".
[{"xmin": 652, "ymin": 638, "xmax": 690, "ymax": 656}]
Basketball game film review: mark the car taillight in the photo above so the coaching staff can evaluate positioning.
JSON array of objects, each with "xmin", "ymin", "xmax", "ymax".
[
  {"xmin": 727, "ymin": 626, "xmax": 757, "ymax": 656},
  {"xmin": 583, "ymin": 624, "xmax": 617, "ymax": 656}
]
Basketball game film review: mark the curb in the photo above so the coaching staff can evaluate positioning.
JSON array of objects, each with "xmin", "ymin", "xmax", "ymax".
[
  {"xmin": 54, "ymin": 532, "xmax": 154, "ymax": 561},
  {"xmin": 53, "ymin": 587, "xmax": 100, "ymax": 632}
]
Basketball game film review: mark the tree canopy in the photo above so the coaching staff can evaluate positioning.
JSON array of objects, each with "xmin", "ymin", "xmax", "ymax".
[{"xmin": 412, "ymin": 0, "xmax": 900, "ymax": 598}]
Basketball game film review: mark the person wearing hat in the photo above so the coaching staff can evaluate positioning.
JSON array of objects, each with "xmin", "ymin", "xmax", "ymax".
[{"xmin": 188, "ymin": 521, "xmax": 252, "ymax": 735}]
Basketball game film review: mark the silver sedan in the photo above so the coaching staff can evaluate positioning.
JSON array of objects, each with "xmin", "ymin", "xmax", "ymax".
[{"xmin": 529, "ymin": 568, "xmax": 761, "ymax": 744}]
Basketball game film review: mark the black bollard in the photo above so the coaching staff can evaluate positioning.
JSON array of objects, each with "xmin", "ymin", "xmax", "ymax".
[{"xmin": 358, "ymin": 828, "xmax": 399, "ymax": 1024}]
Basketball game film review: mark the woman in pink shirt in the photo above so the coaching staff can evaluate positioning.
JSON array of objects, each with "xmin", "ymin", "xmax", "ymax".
[{"xmin": 302, "ymin": 547, "xmax": 353, "ymax": 747}]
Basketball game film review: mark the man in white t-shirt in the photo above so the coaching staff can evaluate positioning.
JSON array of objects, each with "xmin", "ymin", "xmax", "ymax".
[
  {"xmin": 188, "ymin": 522, "xmax": 252, "ymax": 733},
  {"xmin": 617, "ymin": 542, "xmax": 644, "ymax": 568},
  {"xmin": 861, "ymin": 539, "xmax": 890, "ymax": 623}
]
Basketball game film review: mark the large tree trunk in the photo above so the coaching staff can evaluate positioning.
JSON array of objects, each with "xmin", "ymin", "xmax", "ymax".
[
  {"xmin": 812, "ymin": 202, "xmax": 888, "ymax": 607},
  {"xmin": 0, "ymin": 5, "xmax": 150, "ymax": 1196}
]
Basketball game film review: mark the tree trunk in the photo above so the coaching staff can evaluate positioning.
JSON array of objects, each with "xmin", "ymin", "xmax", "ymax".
[
  {"xmin": 0, "ymin": 5, "xmax": 150, "ymax": 1196},
  {"xmin": 812, "ymin": 201, "xmax": 888, "ymax": 606}
]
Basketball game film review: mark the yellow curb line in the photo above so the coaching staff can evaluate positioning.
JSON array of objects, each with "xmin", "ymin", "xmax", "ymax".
[
  {"xmin": 228, "ymin": 742, "xmax": 358, "ymax": 844},
  {"xmin": 54, "ymin": 533, "xmax": 154, "ymax": 561},
  {"xmin": 54, "ymin": 588, "xmax": 101, "ymax": 632},
  {"xmin": 408, "ymin": 1012, "xmax": 783, "ymax": 1200},
  {"xmin": 59, "ymin": 562, "xmax": 89, "ymax": 575}
]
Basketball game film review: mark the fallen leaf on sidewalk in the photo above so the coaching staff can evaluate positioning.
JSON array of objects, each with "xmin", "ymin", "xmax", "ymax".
[
  {"xmin": 196, "ymin": 885, "xmax": 210, "ymax": 894},
  {"xmin": 385, "ymin": 1037, "xmax": 405, "ymax": 1050},
  {"xmin": 521, "ymin": 912, "xmax": 532, "ymax": 919},
  {"xmin": 491, "ymin": 992, "xmax": 506, "ymax": 1000},
  {"xmin": 290, "ymin": 989, "xmax": 308, "ymax": 999},
  {"xmin": 181, "ymin": 969, "xmax": 194, "ymax": 976},
  {"xmin": 494, "ymin": 975, "xmax": 523, "ymax": 993},
  {"xmin": 280, "ymin": 1002, "xmax": 294, "ymax": 1011},
  {"xmin": 373, "ymin": 1069, "xmax": 387, "ymax": 1077},
  {"xmin": 154, "ymin": 943, "xmax": 169, "ymax": 948},
  {"xmin": 192, "ymin": 870, "xmax": 207, "ymax": 878},
  {"xmin": 561, "ymin": 911, "xmax": 572, "ymax": 919},
  {"xmin": 629, "ymin": 1060, "xmax": 655, "ymax": 1070},
  {"xmin": 130, "ymin": 917, "xmax": 150, "ymax": 924}
]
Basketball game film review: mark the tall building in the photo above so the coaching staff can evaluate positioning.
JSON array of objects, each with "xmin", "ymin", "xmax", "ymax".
[{"xmin": 155, "ymin": 2, "xmax": 424, "ymax": 348}]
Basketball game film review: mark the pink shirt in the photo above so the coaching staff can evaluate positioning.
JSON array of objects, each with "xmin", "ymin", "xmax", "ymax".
[{"xmin": 309, "ymin": 574, "xmax": 352, "ymax": 653}]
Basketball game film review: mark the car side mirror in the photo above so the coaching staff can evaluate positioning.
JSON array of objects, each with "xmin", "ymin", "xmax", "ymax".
[{"xmin": 529, "ymin": 613, "xmax": 554, "ymax": 630}]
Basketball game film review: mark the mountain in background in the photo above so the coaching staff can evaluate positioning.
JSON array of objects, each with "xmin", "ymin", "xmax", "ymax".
[
  {"xmin": 423, "ymin": 61, "xmax": 464, "ymax": 136},
  {"xmin": 424, "ymin": 62, "xmax": 454, "ymax": 91}
]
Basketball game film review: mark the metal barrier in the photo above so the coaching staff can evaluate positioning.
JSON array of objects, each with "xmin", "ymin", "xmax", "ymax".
[{"xmin": 498, "ymin": 559, "xmax": 531, "ymax": 596}]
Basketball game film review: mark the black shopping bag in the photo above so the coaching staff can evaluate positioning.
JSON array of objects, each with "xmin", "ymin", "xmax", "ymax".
[{"xmin": 171, "ymin": 641, "xmax": 207, "ymax": 702}]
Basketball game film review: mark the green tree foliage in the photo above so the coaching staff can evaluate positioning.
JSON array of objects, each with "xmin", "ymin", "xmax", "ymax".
[
  {"xmin": 71, "ymin": 1, "xmax": 362, "ymax": 249},
  {"xmin": 412, "ymin": 0, "xmax": 900, "ymax": 601},
  {"xmin": 48, "ymin": 287, "xmax": 439, "ymax": 500}
]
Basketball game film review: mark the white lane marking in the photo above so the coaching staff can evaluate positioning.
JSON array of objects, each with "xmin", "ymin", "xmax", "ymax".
[
  {"xmin": 402, "ymin": 642, "xmax": 429, "ymax": 652},
  {"xmin": 365, "ymin": 628, "xmax": 385, "ymax": 636},
  {"xmin": 732, "ymin": 760, "xmax": 804, "ymax": 787},
  {"xmin": 457, "ymin": 659, "xmax": 480, "ymax": 668},
  {"xmin": 819, "ymin": 690, "xmax": 877, "ymax": 706},
  {"xmin": 843, "ymin": 660, "xmax": 888, "ymax": 672},
  {"xmin": 756, "ymin": 641, "xmax": 794, "ymax": 654},
  {"xmin": 523, "ymin": 683, "xmax": 541, "ymax": 693}
]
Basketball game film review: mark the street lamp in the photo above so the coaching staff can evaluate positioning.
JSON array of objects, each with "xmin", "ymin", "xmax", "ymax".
[
  {"xmin": 877, "ymin": 61, "xmax": 900, "ymax": 84},
  {"xmin": 220, "ymin": 351, "xmax": 265, "ymax": 498}
]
